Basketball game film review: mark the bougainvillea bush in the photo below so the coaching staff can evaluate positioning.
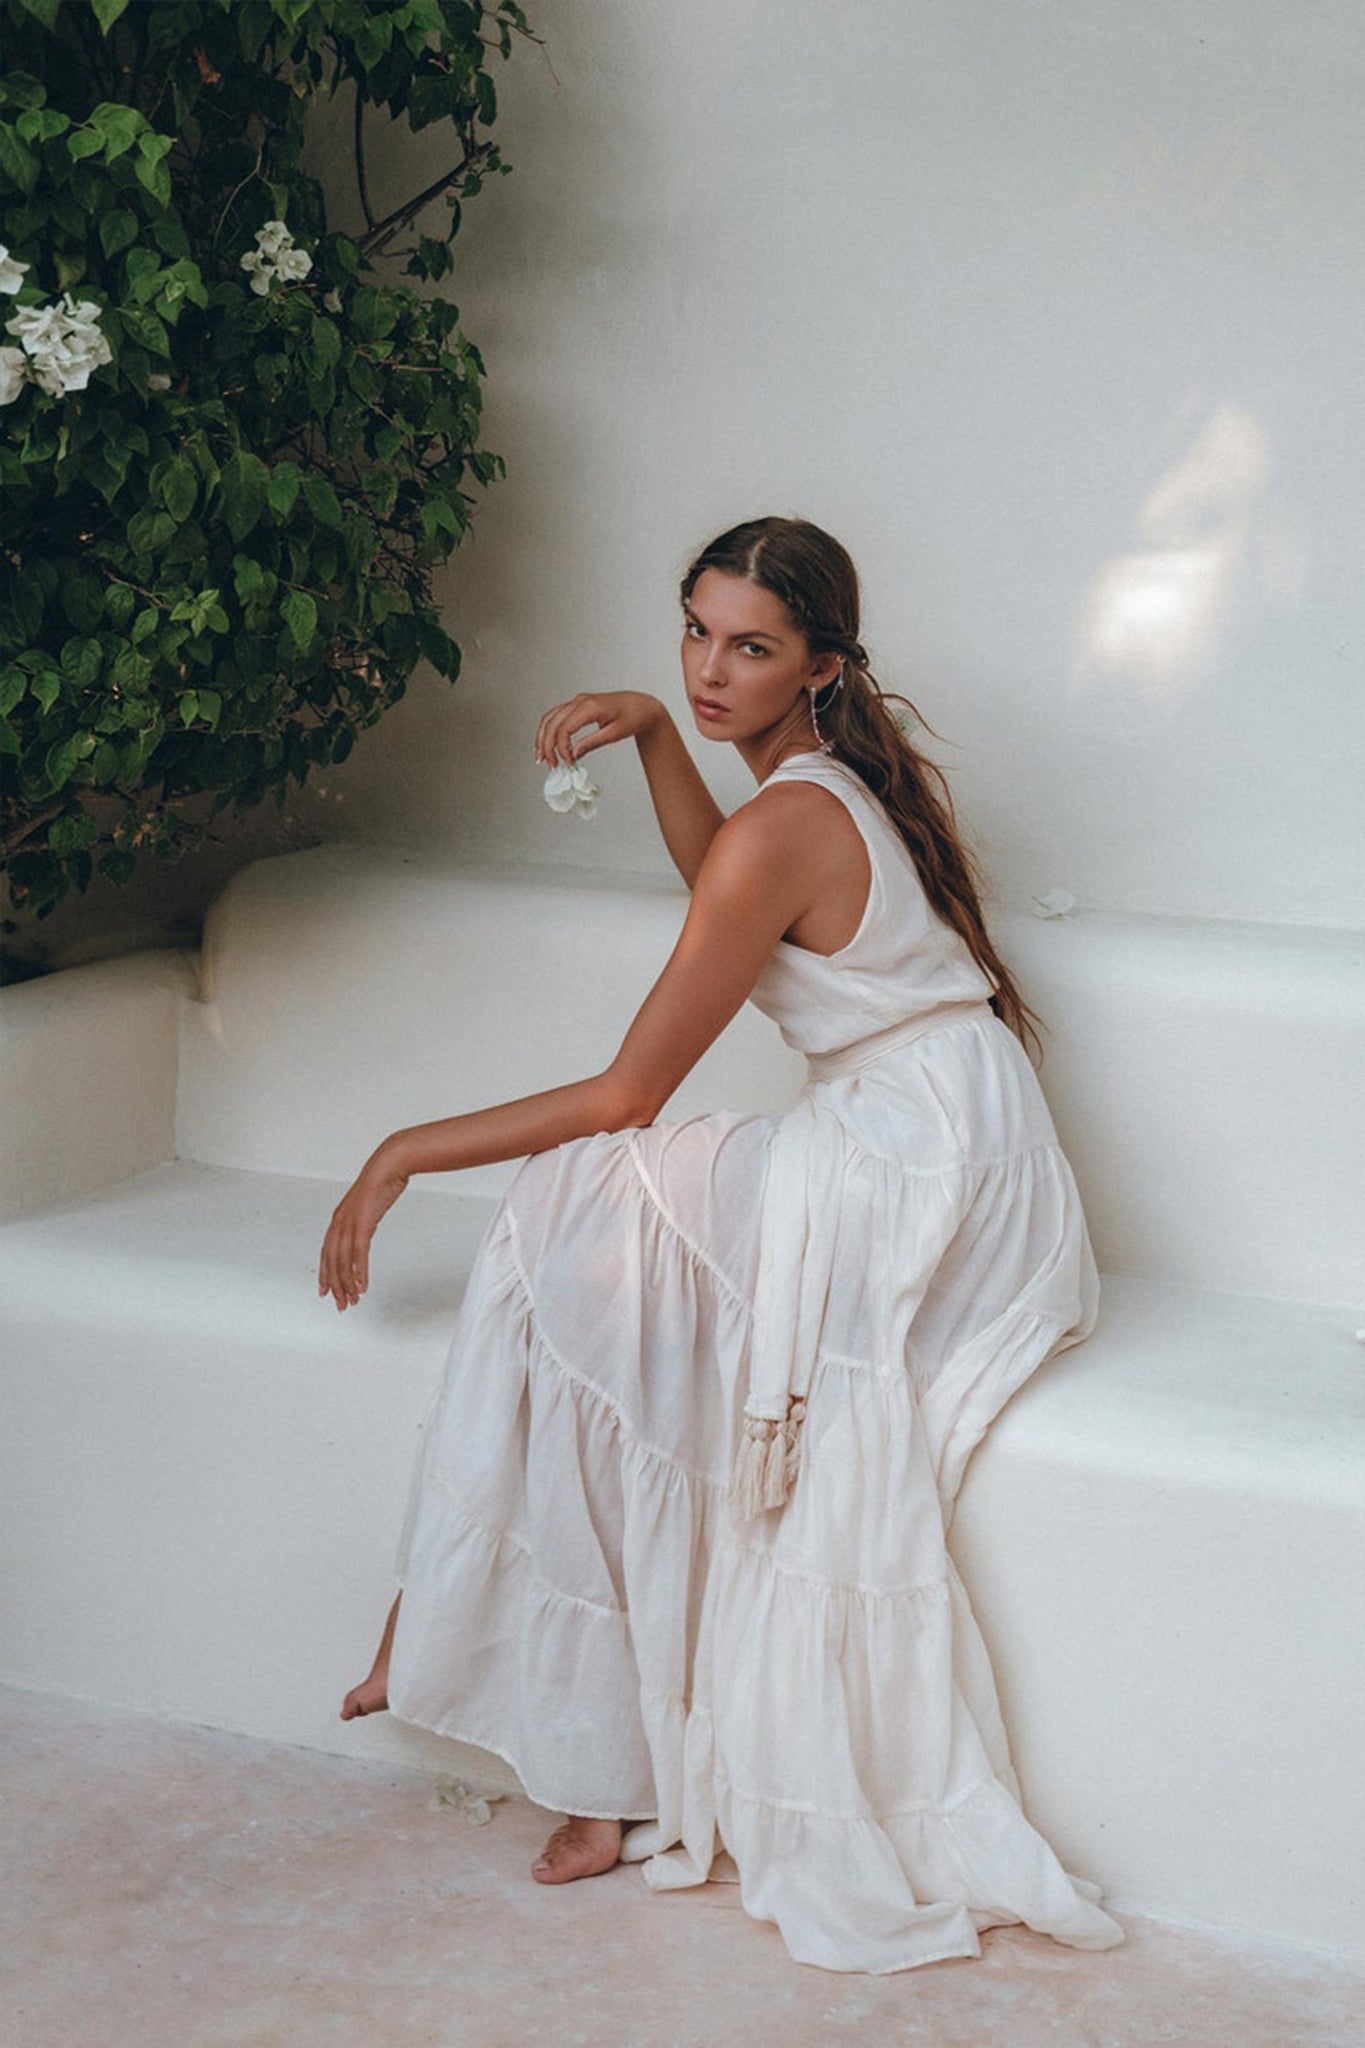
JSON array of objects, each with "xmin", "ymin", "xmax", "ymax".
[{"xmin": 0, "ymin": 0, "xmax": 534, "ymax": 943}]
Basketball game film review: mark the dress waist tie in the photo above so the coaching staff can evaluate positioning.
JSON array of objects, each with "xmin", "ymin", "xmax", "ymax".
[
  {"xmin": 731, "ymin": 997, "xmax": 996, "ymax": 1522},
  {"xmin": 803, "ymin": 999, "xmax": 996, "ymax": 1085}
]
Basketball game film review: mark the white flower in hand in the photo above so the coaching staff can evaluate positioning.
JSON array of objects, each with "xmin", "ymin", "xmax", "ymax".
[{"xmin": 543, "ymin": 757, "xmax": 600, "ymax": 819}]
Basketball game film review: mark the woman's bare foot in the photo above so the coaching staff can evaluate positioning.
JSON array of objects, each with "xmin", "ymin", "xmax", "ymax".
[
  {"xmin": 530, "ymin": 1816, "xmax": 623, "ymax": 1884},
  {"xmin": 340, "ymin": 1672, "xmax": 388, "ymax": 1720},
  {"xmin": 340, "ymin": 1592, "xmax": 401, "ymax": 1721}
]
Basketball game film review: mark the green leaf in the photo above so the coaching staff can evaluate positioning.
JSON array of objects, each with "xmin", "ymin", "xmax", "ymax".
[
  {"xmin": 0, "ymin": 124, "xmax": 40, "ymax": 194},
  {"xmin": 100, "ymin": 209, "xmax": 139, "ymax": 258},
  {"xmin": 266, "ymin": 463, "xmax": 302, "ymax": 518},
  {"xmin": 92, "ymin": 0, "xmax": 133, "ymax": 31},
  {"xmin": 302, "ymin": 475, "xmax": 342, "ymax": 528},
  {"xmin": 196, "ymin": 687, "xmax": 222, "ymax": 728},
  {"xmin": 133, "ymin": 150, "xmax": 171, "ymax": 207},
  {"xmin": 60, "ymin": 636, "xmax": 103, "ymax": 689},
  {"xmin": 117, "ymin": 306, "xmax": 170, "ymax": 356},
  {"xmin": 89, "ymin": 103, "xmax": 144, "ymax": 162},
  {"xmin": 161, "ymin": 456, "xmax": 198, "ymax": 522},
  {"xmin": 50, "ymin": 811, "xmax": 100, "ymax": 855},
  {"xmin": 179, "ymin": 690, "xmax": 200, "ymax": 724},
  {"xmin": 17, "ymin": 107, "xmax": 70, "ymax": 143},
  {"xmin": 280, "ymin": 589, "xmax": 317, "ymax": 652},
  {"xmin": 309, "ymin": 317, "xmax": 342, "ymax": 372},
  {"xmin": 44, "ymin": 734, "xmax": 81, "ymax": 792},
  {"xmin": 218, "ymin": 450, "xmax": 269, "ymax": 543},
  {"xmin": 126, "ymin": 506, "xmax": 177, "ymax": 554},
  {"xmin": 232, "ymin": 553, "xmax": 276, "ymax": 602},
  {"xmin": 124, "ymin": 246, "xmax": 163, "ymax": 303}
]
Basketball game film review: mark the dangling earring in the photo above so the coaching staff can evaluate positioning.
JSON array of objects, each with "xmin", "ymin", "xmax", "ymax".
[{"xmin": 809, "ymin": 659, "xmax": 845, "ymax": 755}]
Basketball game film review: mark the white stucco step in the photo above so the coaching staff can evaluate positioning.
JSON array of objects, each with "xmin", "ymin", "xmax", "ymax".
[
  {"xmin": 1, "ymin": 1158, "xmax": 1361, "ymax": 1955},
  {"xmin": 175, "ymin": 845, "xmax": 1365, "ymax": 1304}
]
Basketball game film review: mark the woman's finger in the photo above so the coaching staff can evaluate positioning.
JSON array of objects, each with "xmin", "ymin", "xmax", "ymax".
[
  {"xmin": 321, "ymin": 1212, "xmax": 356, "ymax": 1311},
  {"xmin": 319, "ymin": 1222, "xmax": 339, "ymax": 1304},
  {"xmin": 547, "ymin": 710, "xmax": 593, "ymax": 764},
  {"xmin": 535, "ymin": 699, "xmax": 579, "ymax": 762},
  {"xmin": 564, "ymin": 718, "xmax": 622, "ymax": 759},
  {"xmin": 536, "ymin": 697, "xmax": 601, "ymax": 764}
]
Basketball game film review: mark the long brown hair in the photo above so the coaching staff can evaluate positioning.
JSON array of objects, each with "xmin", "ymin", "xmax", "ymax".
[{"xmin": 680, "ymin": 516, "xmax": 1043, "ymax": 1061}]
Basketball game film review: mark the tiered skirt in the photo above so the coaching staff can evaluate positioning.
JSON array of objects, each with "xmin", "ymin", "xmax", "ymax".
[{"xmin": 387, "ymin": 1015, "xmax": 1123, "ymax": 1971}]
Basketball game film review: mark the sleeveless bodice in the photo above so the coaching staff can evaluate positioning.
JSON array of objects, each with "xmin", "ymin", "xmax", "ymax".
[{"xmin": 746, "ymin": 751, "xmax": 995, "ymax": 1056}]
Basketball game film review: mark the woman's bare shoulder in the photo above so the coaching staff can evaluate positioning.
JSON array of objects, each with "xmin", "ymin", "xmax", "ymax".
[
  {"xmin": 739, "ymin": 772, "xmax": 866, "ymax": 846},
  {"xmin": 705, "ymin": 776, "xmax": 867, "ymax": 913}
]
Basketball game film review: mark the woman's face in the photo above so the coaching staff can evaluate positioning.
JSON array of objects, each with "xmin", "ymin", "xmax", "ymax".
[{"xmin": 680, "ymin": 569, "xmax": 838, "ymax": 746}]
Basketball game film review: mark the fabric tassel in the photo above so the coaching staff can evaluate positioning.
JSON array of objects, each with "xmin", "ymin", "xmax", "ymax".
[{"xmin": 731, "ymin": 1396, "xmax": 808, "ymax": 1518}]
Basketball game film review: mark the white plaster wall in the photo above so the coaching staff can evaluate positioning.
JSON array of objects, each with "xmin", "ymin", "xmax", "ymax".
[{"xmin": 293, "ymin": 0, "xmax": 1365, "ymax": 930}]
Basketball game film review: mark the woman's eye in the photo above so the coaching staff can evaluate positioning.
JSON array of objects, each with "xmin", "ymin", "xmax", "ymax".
[
  {"xmin": 742, "ymin": 643, "xmax": 768, "ymax": 658},
  {"xmin": 684, "ymin": 620, "xmax": 705, "ymax": 639}
]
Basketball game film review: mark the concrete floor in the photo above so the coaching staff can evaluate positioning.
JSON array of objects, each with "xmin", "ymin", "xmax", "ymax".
[{"xmin": 4, "ymin": 1687, "xmax": 1361, "ymax": 2048}]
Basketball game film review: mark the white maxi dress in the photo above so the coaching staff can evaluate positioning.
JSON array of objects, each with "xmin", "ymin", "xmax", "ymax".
[{"xmin": 386, "ymin": 750, "xmax": 1125, "ymax": 1973}]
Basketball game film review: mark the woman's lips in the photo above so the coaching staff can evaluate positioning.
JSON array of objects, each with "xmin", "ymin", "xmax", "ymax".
[{"xmin": 693, "ymin": 697, "xmax": 729, "ymax": 719}]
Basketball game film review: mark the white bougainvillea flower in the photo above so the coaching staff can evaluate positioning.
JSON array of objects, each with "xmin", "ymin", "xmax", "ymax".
[
  {"xmin": 0, "ymin": 245, "xmax": 29, "ymax": 294},
  {"xmin": 273, "ymin": 244, "xmax": 312, "ymax": 284},
  {"xmin": 4, "ymin": 299, "xmax": 60, "ymax": 350},
  {"xmin": 323, "ymin": 287, "xmax": 343, "ymax": 313},
  {"xmin": 240, "ymin": 219, "xmax": 312, "ymax": 295},
  {"xmin": 543, "ymin": 758, "xmax": 600, "ymax": 819},
  {"xmin": 0, "ymin": 346, "xmax": 27, "ymax": 406},
  {"xmin": 147, "ymin": 372, "xmax": 172, "ymax": 391},
  {"xmin": 1031, "ymin": 888, "xmax": 1077, "ymax": 919},
  {"xmin": 3, "ymin": 292, "xmax": 111, "ymax": 396}
]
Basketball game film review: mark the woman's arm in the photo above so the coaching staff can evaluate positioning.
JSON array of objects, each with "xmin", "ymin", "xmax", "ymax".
[
  {"xmin": 535, "ymin": 692, "xmax": 725, "ymax": 888},
  {"xmin": 318, "ymin": 789, "xmax": 818, "ymax": 1311},
  {"xmin": 633, "ymin": 710, "xmax": 726, "ymax": 888}
]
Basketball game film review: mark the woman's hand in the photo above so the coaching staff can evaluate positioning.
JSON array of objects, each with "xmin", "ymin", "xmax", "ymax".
[
  {"xmin": 535, "ymin": 691, "xmax": 662, "ymax": 767},
  {"xmin": 318, "ymin": 1150, "xmax": 411, "ymax": 1312}
]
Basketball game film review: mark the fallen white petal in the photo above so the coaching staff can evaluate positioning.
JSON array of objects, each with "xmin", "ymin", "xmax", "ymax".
[
  {"xmin": 1031, "ymin": 888, "xmax": 1077, "ymax": 919},
  {"xmin": 432, "ymin": 1774, "xmax": 507, "ymax": 1824}
]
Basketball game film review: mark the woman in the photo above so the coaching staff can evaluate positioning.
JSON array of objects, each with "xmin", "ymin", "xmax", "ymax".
[{"xmin": 318, "ymin": 517, "xmax": 1124, "ymax": 1974}]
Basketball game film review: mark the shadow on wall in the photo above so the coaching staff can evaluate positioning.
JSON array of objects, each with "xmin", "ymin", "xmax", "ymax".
[
  {"xmin": 0, "ymin": 800, "xmax": 326, "ymax": 986},
  {"xmin": 1070, "ymin": 404, "xmax": 1306, "ymax": 701}
]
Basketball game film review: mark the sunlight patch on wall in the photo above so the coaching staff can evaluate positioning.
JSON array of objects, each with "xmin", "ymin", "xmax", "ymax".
[{"xmin": 1071, "ymin": 405, "xmax": 1275, "ymax": 702}]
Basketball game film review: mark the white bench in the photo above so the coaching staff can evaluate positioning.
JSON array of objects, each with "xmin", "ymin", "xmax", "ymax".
[{"xmin": 2, "ymin": 841, "xmax": 1361, "ymax": 1958}]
